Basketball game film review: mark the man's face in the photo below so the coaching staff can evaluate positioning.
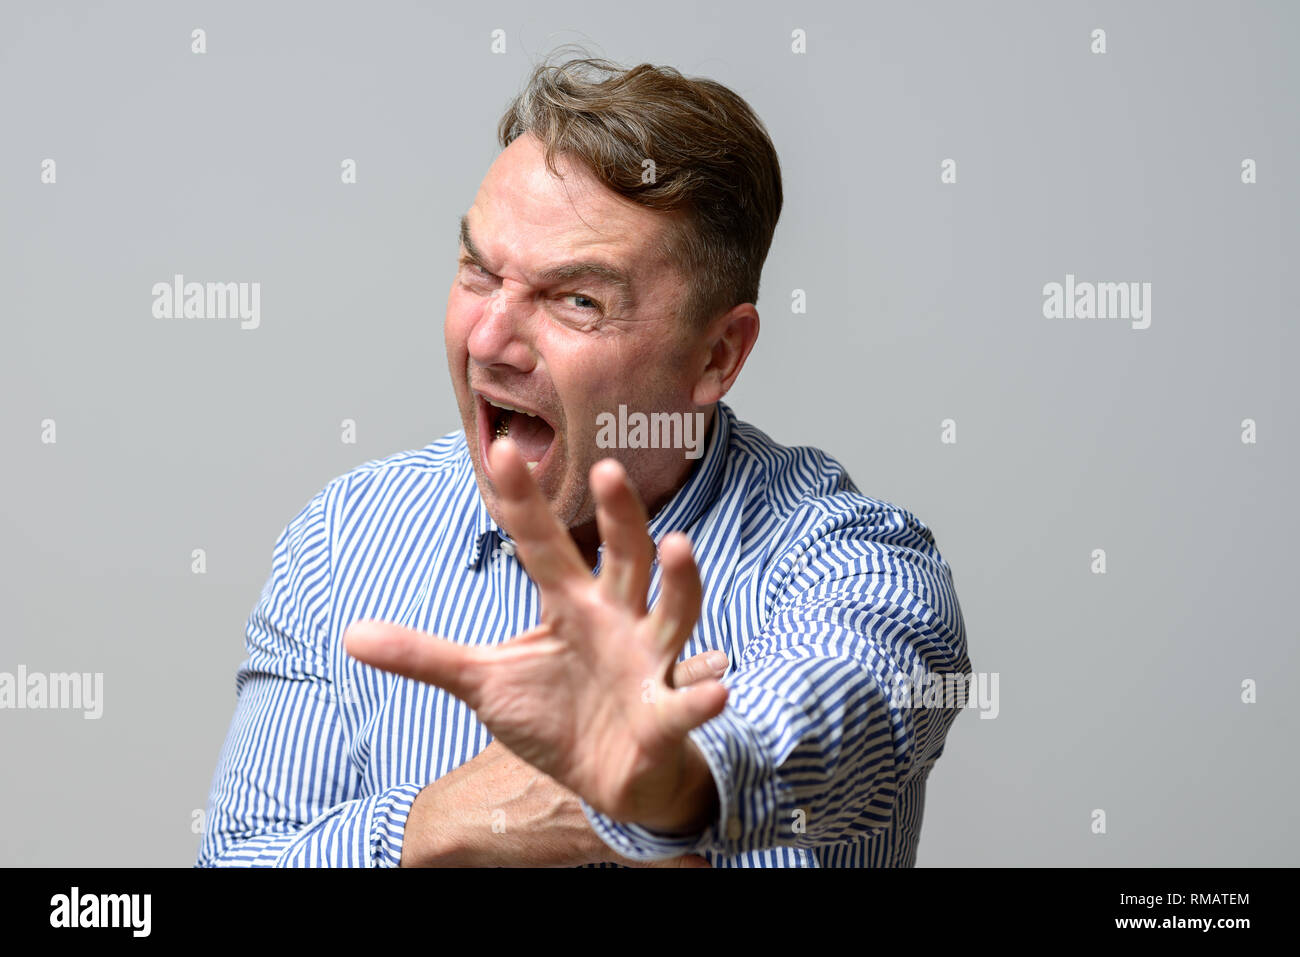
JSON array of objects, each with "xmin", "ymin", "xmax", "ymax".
[{"xmin": 445, "ymin": 132, "xmax": 707, "ymax": 541}]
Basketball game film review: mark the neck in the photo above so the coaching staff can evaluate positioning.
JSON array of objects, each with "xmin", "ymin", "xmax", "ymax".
[{"xmin": 569, "ymin": 407, "xmax": 716, "ymax": 570}]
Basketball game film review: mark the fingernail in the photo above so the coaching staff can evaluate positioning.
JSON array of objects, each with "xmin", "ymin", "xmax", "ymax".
[{"xmin": 706, "ymin": 652, "xmax": 728, "ymax": 673}]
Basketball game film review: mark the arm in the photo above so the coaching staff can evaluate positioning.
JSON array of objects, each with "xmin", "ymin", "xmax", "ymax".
[
  {"xmin": 199, "ymin": 484, "xmax": 725, "ymax": 866},
  {"xmin": 344, "ymin": 445, "xmax": 733, "ymax": 844},
  {"xmin": 400, "ymin": 646, "xmax": 729, "ymax": 868},
  {"xmin": 197, "ymin": 488, "xmax": 422, "ymax": 867},
  {"xmin": 581, "ymin": 510, "xmax": 971, "ymax": 860},
  {"xmin": 342, "ymin": 446, "xmax": 967, "ymax": 862}
]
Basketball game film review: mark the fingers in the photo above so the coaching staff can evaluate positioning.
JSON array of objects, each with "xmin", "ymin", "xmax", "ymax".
[
  {"xmin": 647, "ymin": 532, "xmax": 703, "ymax": 655},
  {"xmin": 671, "ymin": 650, "xmax": 729, "ymax": 688},
  {"xmin": 658, "ymin": 679, "xmax": 729, "ymax": 741},
  {"xmin": 592, "ymin": 459, "xmax": 655, "ymax": 609},
  {"xmin": 488, "ymin": 437, "xmax": 588, "ymax": 591},
  {"xmin": 343, "ymin": 619, "xmax": 483, "ymax": 705}
]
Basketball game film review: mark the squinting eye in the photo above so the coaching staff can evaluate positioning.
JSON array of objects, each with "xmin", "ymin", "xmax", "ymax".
[{"xmin": 564, "ymin": 293, "xmax": 602, "ymax": 312}]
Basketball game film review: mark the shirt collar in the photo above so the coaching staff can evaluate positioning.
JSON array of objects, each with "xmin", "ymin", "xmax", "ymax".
[
  {"xmin": 463, "ymin": 454, "xmax": 499, "ymax": 568},
  {"xmin": 462, "ymin": 401, "xmax": 734, "ymax": 568}
]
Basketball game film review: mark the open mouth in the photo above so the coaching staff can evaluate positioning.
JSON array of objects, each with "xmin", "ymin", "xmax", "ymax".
[{"xmin": 475, "ymin": 392, "xmax": 557, "ymax": 478}]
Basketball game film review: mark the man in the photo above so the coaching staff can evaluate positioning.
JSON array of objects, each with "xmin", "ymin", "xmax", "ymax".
[{"xmin": 198, "ymin": 53, "xmax": 970, "ymax": 868}]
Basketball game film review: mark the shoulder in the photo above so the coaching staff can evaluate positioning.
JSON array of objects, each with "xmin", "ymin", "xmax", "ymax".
[
  {"xmin": 277, "ymin": 431, "xmax": 473, "ymax": 544},
  {"xmin": 316, "ymin": 429, "xmax": 469, "ymax": 504},
  {"xmin": 723, "ymin": 410, "xmax": 961, "ymax": 642},
  {"xmin": 723, "ymin": 412, "xmax": 938, "ymax": 558}
]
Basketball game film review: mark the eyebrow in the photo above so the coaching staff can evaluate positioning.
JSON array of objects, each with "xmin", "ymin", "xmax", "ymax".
[{"xmin": 458, "ymin": 214, "xmax": 636, "ymax": 314}]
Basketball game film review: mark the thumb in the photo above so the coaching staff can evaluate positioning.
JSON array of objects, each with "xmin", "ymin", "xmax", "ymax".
[{"xmin": 344, "ymin": 619, "xmax": 481, "ymax": 704}]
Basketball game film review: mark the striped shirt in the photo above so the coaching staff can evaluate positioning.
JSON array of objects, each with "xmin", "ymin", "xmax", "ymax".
[{"xmin": 198, "ymin": 401, "xmax": 970, "ymax": 867}]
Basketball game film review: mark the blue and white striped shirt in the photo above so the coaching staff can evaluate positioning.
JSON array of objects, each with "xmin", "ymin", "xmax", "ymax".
[{"xmin": 198, "ymin": 401, "xmax": 969, "ymax": 867}]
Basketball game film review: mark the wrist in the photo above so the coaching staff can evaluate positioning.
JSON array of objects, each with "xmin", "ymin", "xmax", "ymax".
[{"xmin": 633, "ymin": 739, "xmax": 719, "ymax": 836}]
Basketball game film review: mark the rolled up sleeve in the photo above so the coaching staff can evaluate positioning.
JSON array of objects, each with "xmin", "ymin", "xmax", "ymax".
[
  {"xmin": 197, "ymin": 488, "xmax": 425, "ymax": 867},
  {"xmin": 584, "ymin": 504, "xmax": 970, "ymax": 862}
]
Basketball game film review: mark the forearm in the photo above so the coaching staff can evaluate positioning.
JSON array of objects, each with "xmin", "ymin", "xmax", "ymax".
[
  {"xmin": 398, "ymin": 741, "xmax": 610, "ymax": 868},
  {"xmin": 401, "ymin": 652, "xmax": 732, "ymax": 866}
]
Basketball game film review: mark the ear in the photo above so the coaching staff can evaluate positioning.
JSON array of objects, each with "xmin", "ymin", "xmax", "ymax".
[{"xmin": 691, "ymin": 304, "xmax": 760, "ymax": 406}]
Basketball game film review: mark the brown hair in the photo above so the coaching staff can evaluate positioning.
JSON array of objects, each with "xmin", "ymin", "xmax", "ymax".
[{"xmin": 497, "ymin": 49, "xmax": 783, "ymax": 328}]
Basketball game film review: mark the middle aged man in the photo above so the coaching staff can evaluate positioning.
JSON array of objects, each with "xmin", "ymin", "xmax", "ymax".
[{"xmin": 199, "ymin": 54, "xmax": 971, "ymax": 868}]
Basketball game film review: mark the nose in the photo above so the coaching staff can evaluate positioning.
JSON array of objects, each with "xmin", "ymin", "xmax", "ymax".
[{"xmin": 466, "ymin": 281, "xmax": 536, "ymax": 371}]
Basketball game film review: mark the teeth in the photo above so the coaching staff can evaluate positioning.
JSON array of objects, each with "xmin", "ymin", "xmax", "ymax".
[{"xmin": 484, "ymin": 397, "xmax": 536, "ymax": 417}]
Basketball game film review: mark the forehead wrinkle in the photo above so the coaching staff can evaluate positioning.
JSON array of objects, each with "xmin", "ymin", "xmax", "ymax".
[{"xmin": 459, "ymin": 212, "xmax": 638, "ymax": 315}]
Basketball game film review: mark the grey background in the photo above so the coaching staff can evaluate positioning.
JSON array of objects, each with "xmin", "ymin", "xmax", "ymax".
[{"xmin": 1, "ymin": 0, "xmax": 1294, "ymax": 866}]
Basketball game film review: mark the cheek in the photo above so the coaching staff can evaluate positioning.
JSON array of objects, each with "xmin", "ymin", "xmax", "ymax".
[
  {"xmin": 444, "ymin": 288, "xmax": 478, "ymax": 345},
  {"xmin": 551, "ymin": 360, "xmax": 623, "ymax": 435}
]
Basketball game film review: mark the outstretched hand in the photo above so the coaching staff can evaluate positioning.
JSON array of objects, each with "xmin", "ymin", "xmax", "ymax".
[{"xmin": 345, "ymin": 437, "xmax": 727, "ymax": 832}]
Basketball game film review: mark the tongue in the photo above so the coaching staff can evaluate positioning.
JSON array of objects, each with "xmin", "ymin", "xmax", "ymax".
[{"xmin": 508, "ymin": 413, "xmax": 555, "ymax": 462}]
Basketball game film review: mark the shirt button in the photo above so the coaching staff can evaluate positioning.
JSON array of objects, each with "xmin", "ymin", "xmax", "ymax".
[
  {"xmin": 726, "ymin": 817, "xmax": 742, "ymax": 840},
  {"xmin": 499, "ymin": 541, "xmax": 516, "ymax": 557}
]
